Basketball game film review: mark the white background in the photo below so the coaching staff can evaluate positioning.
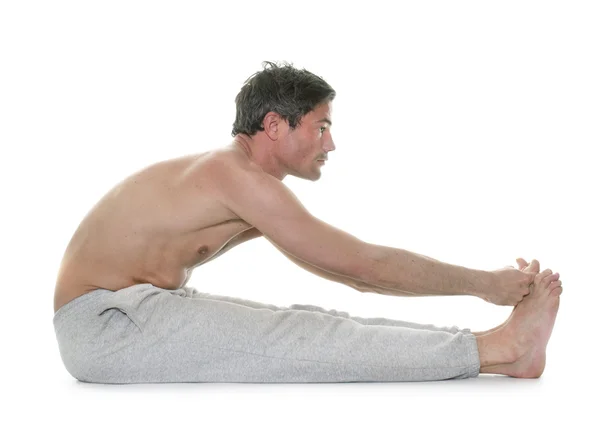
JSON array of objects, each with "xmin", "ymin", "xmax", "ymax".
[{"xmin": 1, "ymin": 0, "xmax": 598, "ymax": 429}]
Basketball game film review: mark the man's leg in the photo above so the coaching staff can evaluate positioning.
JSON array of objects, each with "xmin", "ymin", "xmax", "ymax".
[
  {"xmin": 191, "ymin": 290, "xmax": 467, "ymax": 334},
  {"xmin": 151, "ymin": 265, "xmax": 560, "ymax": 380},
  {"xmin": 65, "ymin": 284, "xmax": 479, "ymax": 383},
  {"xmin": 53, "ymin": 265, "xmax": 560, "ymax": 383}
]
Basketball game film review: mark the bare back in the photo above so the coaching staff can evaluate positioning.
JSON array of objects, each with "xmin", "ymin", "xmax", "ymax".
[{"xmin": 53, "ymin": 147, "xmax": 262, "ymax": 313}]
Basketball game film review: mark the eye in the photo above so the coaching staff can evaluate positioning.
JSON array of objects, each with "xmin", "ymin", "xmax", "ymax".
[{"xmin": 320, "ymin": 127, "xmax": 326, "ymax": 134}]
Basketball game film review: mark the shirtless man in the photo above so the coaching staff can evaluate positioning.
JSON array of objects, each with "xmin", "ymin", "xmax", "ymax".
[{"xmin": 53, "ymin": 61, "xmax": 562, "ymax": 384}]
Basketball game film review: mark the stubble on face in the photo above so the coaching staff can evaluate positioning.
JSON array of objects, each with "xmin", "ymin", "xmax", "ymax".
[{"xmin": 278, "ymin": 102, "xmax": 333, "ymax": 180}]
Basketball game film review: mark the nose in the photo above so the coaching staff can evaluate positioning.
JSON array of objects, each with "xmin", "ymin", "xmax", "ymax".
[{"xmin": 325, "ymin": 136, "xmax": 335, "ymax": 153}]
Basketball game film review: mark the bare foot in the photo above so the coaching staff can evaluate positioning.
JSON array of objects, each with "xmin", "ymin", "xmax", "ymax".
[{"xmin": 488, "ymin": 267, "xmax": 562, "ymax": 378}]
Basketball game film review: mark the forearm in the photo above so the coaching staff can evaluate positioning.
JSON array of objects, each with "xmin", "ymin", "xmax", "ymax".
[
  {"xmin": 363, "ymin": 244, "xmax": 491, "ymax": 298},
  {"xmin": 270, "ymin": 240, "xmax": 427, "ymax": 296}
]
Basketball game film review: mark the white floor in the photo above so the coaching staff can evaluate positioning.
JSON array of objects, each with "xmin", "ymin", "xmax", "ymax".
[{"xmin": 13, "ymin": 361, "xmax": 596, "ymax": 431}]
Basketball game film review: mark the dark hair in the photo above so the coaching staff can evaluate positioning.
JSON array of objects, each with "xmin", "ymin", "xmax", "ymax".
[{"xmin": 231, "ymin": 61, "xmax": 336, "ymax": 137}]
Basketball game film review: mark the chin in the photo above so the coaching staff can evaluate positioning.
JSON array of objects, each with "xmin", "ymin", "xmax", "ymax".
[{"xmin": 292, "ymin": 165, "xmax": 323, "ymax": 181}]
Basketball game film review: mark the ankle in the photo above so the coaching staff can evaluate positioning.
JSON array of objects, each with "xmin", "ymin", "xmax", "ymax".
[
  {"xmin": 499, "ymin": 322, "xmax": 528, "ymax": 363},
  {"xmin": 476, "ymin": 328, "xmax": 519, "ymax": 368}
]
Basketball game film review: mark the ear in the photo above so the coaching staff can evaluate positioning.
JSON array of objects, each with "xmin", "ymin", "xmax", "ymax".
[{"xmin": 262, "ymin": 112, "xmax": 283, "ymax": 141}]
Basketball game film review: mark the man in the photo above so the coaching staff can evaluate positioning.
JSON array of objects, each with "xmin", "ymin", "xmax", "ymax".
[{"xmin": 53, "ymin": 61, "xmax": 562, "ymax": 384}]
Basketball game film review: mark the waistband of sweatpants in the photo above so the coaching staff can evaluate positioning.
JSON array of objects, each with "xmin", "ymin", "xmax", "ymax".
[{"xmin": 53, "ymin": 288, "xmax": 113, "ymax": 333}]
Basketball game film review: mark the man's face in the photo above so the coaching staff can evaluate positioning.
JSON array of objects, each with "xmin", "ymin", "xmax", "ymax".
[{"xmin": 279, "ymin": 101, "xmax": 335, "ymax": 181}]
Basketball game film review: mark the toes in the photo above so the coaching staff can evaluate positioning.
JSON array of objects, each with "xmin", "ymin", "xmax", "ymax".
[
  {"xmin": 535, "ymin": 269, "xmax": 553, "ymax": 285},
  {"xmin": 548, "ymin": 280, "xmax": 563, "ymax": 298},
  {"xmin": 549, "ymin": 280, "xmax": 562, "ymax": 289},
  {"xmin": 543, "ymin": 273, "xmax": 561, "ymax": 290}
]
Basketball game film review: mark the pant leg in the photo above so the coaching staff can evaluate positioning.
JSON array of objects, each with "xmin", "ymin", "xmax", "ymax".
[
  {"xmin": 53, "ymin": 283, "xmax": 480, "ymax": 384},
  {"xmin": 190, "ymin": 290, "xmax": 466, "ymax": 334}
]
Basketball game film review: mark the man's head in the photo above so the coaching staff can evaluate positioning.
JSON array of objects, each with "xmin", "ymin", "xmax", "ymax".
[{"xmin": 231, "ymin": 61, "xmax": 336, "ymax": 181}]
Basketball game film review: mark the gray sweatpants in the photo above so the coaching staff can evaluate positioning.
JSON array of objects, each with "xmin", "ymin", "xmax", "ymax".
[{"xmin": 53, "ymin": 283, "xmax": 480, "ymax": 384}]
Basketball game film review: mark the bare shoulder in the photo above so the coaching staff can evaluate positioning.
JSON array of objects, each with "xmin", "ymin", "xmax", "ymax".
[
  {"xmin": 206, "ymin": 149, "xmax": 372, "ymax": 281},
  {"xmin": 204, "ymin": 148, "xmax": 308, "ymax": 222}
]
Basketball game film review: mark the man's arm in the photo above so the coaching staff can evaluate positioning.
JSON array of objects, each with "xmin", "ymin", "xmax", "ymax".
[
  {"xmin": 212, "ymin": 159, "xmax": 492, "ymax": 299},
  {"xmin": 266, "ymin": 236, "xmax": 438, "ymax": 297},
  {"xmin": 361, "ymin": 244, "xmax": 493, "ymax": 299},
  {"xmin": 269, "ymin": 235, "xmax": 486, "ymax": 299},
  {"xmin": 225, "ymin": 228, "xmax": 471, "ymax": 299}
]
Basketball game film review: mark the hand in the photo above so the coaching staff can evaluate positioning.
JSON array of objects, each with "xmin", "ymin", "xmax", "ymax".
[
  {"xmin": 514, "ymin": 257, "xmax": 540, "ymax": 275},
  {"xmin": 484, "ymin": 258, "xmax": 541, "ymax": 306}
]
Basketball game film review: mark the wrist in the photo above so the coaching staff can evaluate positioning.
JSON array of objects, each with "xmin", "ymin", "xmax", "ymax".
[{"xmin": 467, "ymin": 269, "xmax": 495, "ymax": 299}]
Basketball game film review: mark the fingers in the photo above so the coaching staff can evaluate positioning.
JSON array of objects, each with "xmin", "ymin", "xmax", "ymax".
[
  {"xmin": 530, "ymin": 259, "xmax": 540, "ymax": 273},
  {"xmin": 518, "ymin": 258, "xmax": 540, "ymax": 274},
  {"xmin": 517, "ymin": 257, "xmax": 536, "ymax": 284}
]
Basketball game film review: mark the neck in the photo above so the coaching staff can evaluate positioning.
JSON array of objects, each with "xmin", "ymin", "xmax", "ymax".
[{"xmin": 231, "ymin": 134, "xmax": 287, "ymax": 180}]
